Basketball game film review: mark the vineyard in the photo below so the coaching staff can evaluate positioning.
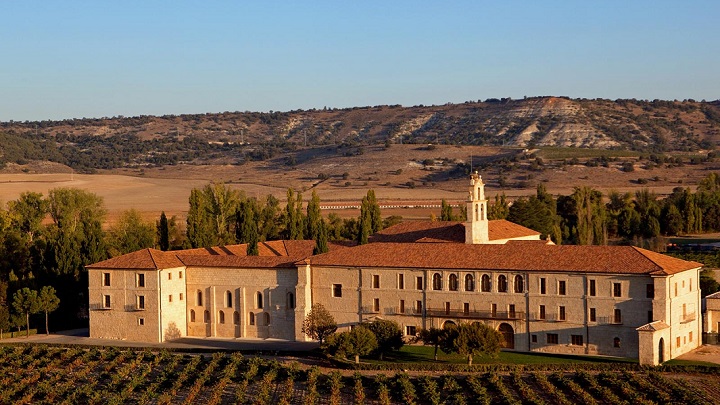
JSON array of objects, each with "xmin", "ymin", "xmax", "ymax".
[{"xmin": 1, "ymin": 345, "xmax": 719, "ymax": 404}]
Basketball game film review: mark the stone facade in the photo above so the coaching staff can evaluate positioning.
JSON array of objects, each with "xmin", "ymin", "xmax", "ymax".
[{"xmin": 87, "ymin": 173, "xmax": 703, "ymax": 365}]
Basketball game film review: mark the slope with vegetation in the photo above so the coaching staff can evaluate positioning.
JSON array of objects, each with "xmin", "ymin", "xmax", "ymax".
[{"xmin": 1, "ymin": 97, "xmax": 719, "ymax": 172}]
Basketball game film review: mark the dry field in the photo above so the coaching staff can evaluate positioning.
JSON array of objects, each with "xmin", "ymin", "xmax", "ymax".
[{"xmin": 1, "ymin": 145, "xmax": 717, "ymax": 224}]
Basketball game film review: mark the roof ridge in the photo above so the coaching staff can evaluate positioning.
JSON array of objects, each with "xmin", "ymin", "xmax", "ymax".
[
  {"xmin": 147, "ymin": 248, "xmax": 159, "ymax": 270},
  {"xmin": 630, "ymin": 246, "xmax": 664, "ymax": 273}
]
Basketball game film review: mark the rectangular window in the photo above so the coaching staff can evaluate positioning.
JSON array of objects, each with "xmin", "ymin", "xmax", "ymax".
[
  {"xmin": 571, "ymin": 335, "xmax": 583, "ymax": 346},
  {"xmin": 648, "ymin": 310, "xmax": 653, "ymax": 323},
  {"xmin": 332, "ymin": 284, "xmax": 342, "ymax": 297},
  {"xmin": 558, "ymin": 280, "xmax": 566, "ymax": 295},
  {"xmin": 547, "ymin": 333, "xmax": 559, "ymax": 344},
  {"xmin": 589, "ymin": 308, "xmax": 596, "ymax": 322},
  {"xmin": 559, "ymin": 306, "xmax": 566, "ymax": 321},
  {"xmin": 169, "ymin": 295, "xmax": 173, "ymax": 303},
  {"xmin": 373, "ymin": 298, "xmax": 380, "ymax": 312},
  {"xmin": 463, "ymin": 302, "xmax": 470, "ymax": 314},
  {"xmin": 406, "ymin": 326, "xmax": 417, "ymax": 336},
  {"xmin": 689, "ymin": 331, "xmax": 693, "ymax": 342},
  {"xmin": 179, "ymin": 293, "xmax": 184, "ymax": 301},
  {"xmin": 168, "ymin": 273, "xmax": 172, "ymax": 280},
  {"xmin": 445, "ymin": 302, "xmax": 451, "ymax": 315},
  {"xmin": 179, "ymin": 271, "xmax": 183, "ymax": 279},
  {"xmin": 372, "ymin": 274, "xmax": 380, "ymax": 289},
  {"xmin": 589, "ymin": 279, "xmax": 596, "ymax": 296},
  {"xmin": 137, "ymin": 273, "xmax": 145, "ymax": 288},
  {"xmin": 103, "ymin": 273, "xmax": 111, "ymax": 287},
  {"xmin": 539, "ymin": 305, "xmax": 546, "ymax": 320},
  {"xmin": 540, "ymin": 278, "xmax": 546, "ymax": 294},
  {"xmin": 137, "ymin": 295, "xmax": 145, "ymax": 310},
  {"xmin": 103, "ymin": 295, "xmax": 111, "ymax": 308},
  {"xmin": 416, "ymin": 300, "xmax": 422, "ymax": 314},
  {"xmin": 674, "ymin": 282, "xmax": 678, "ymax": 297},
  {"xmin": 138, "ymin": 318, "xmax": 145, "ymax": 326},
  {"xmin": 614, "ymin": 308, "xmax": 622, "ymax": 324},
  {"xmin": 509, "ymin": 304, "xmax": 516, "ymax": 318},
  {"xmin": 416, "ymin": 276, "xmax": 423, "ymax": 290},
  {"xmin": 690, "ymin": 278, "xmax": 693, "ymax": 291},
  {"xmin": 677, "ymin": 336, "xmax": 681, "ymax": 348},
  {"xmin": 399, "ymin": 300, "xmax": 405, "ymax": 314},
  {"xmin": 491, "ymin": 303, "xmax": 497, "ymax": 317},
  {"xmin": 646, "ymin": 284, "xmax": 654, "ymax": 299},
  {"xmin": 398, "ymin": 274, "xmax": 405, "ymax": 290},
  {"xmin": 531, "ymin": 334, "xmax": 537, "ymax": 343},
  {"xmin": 613, "ymin": 282, "xmax": 622, "ymax": 297}
]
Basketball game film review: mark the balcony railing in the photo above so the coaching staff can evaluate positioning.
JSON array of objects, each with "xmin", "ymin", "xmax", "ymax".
[
  {"xmin": 385, "ymin": 307, "xmax": 423, "ymax": 316},
  {"xmin": 425, "ymin": 309, "xmax": 525, "ymax": 321},
  {"xmin": 530, "ymin": 313, "xmax": 566, "ymax": 322},
  {"xmin": 681, "ymin": 312, "xmax": 696, "ymax": 323},
  {"xmin": 89, "ymin": 303, "xmax": 111, "ymax": 311}
]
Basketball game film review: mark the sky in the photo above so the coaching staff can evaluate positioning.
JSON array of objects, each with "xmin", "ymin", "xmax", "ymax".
[{"xmin": 1, "ymin": 1, "xmax": 718, "ymax": 122}]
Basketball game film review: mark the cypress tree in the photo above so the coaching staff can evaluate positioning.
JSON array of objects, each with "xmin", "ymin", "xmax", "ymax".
[
  {"xmin": 285, "ymin": 189, "xmax": 298, "ymax": 240},
  {"xmin": 158, "ymin": 211, "xmax": 170, "ymax": 251},
  {"xmin": 295, "ymin": 192, "xmax": 305, "ymax": 240},
  {"xmin": 313, "ymin": 219, "xmax": 329, "ymax": 255},
  {"xmin": 440, "ymin": 199, "xmax": 454, "ymax": 221}
]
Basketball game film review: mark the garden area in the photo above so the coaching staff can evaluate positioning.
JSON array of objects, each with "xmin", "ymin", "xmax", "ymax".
[{"xmin": 1, "ymin": 344, "xmax": 719, "ymax": 404}]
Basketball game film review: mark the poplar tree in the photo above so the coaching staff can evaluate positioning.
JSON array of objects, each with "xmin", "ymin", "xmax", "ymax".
[
  {"xmin": 306, "ymin": 190, "xmax": 322, "ymax": 241},
  {"xmin": 236, "ymin": 200, "xmax": 259, "ymax": 255},
  {"xmin": 313, "ymin": 219, "xmax": 329, "ymax": 255},
  {"xmin": 489, "ymin": 193, "xmax": 510, "ymax": 220},
  {"xmin": 186, "ymin": 188, "xmax": 214, "ymax": 248},
  {"xmin": 285, "ymin": 189, "xmax": 299, "ymax": 240},
  {"xmin": 440, "ymin": 199, "xmax": 454, "ymax": 221}
]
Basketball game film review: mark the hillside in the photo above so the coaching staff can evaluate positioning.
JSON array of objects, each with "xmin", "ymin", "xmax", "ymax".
[{"xmin": 1, "ymin": 97, "xmax": 719, "ymax": 173}]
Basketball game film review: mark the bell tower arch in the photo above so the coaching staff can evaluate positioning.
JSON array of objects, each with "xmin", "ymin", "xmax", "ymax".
[{"xmin": 465, "ymin": 171, "xmax": 490, "ymax": 244}]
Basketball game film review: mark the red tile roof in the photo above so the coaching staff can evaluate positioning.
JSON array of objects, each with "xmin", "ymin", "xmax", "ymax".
[
  {"xmin": 309, "ymin": 243, "xmax": 701, "ymax": 275},
  {"xmin": 87, "ymin": 249, "xmax": 184, "ymax": 270},
  {"xmin": 370, "ymin": 220, "xmax": 540, "ymax": 243}
]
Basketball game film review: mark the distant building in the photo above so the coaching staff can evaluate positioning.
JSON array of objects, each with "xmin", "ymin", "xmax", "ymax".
[{"xmin": 87, "ymin": 173, "xmax": 702, "ymax": 365}]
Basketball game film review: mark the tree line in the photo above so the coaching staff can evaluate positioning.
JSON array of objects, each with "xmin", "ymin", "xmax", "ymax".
[{"xmin": 0, "ymin": 184, "xmax": 386, "ymax": 330}]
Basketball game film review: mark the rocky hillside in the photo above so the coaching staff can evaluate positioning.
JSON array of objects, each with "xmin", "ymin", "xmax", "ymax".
[{"xmin": 1, "ymin": 97, "xmax": 719, "ymax": 171}]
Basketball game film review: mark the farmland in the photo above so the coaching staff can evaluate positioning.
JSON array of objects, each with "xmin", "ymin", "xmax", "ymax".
[{"xmin": 1, "ymin": 345, "xmax": 719, "ymax": 404}]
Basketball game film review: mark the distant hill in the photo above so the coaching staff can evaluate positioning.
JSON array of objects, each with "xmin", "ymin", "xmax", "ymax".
[{"xmin": 1, "ymin": 96, "xmax": 719, "ymax": 172}]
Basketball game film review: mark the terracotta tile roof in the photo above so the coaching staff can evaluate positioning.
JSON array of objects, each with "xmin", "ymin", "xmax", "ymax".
[
  {"xmin": 370, "ymin": 220, "xmax": 540, "ymax": 243},
  {"xmin": 86, "ymin": 249, "xmax": 184, "ymax": 270},
  {"xmin": 86, "ymin": 240, "xmax": 325, "ymax": 270},
  {"xmin": 706, "ymin": 291, "xmax": 720, "ymax": 299},
  {"xmin": 178, "ymin": 255, "xmax": 300, "ymax": 268},
  {"xmin": 309, "ymin": 243, "xmax": 702, "ymax": 275},
  {"xmin": 636, "ymin": 321, "xmax": 670, "ymax": 332}
]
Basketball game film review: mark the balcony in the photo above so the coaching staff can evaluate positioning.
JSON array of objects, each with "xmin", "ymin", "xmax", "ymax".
[
  {"xmin": 385, "ymin": 307, "xmax": 423, "ymax": 316},
  {"xmin": 681, "ymin": 312, "xmax": 696, "ymax": 324},
  {"xmin": 89, "ymin": 303, "xmax": 112, "ymax": 311},
  {"xmin": 425, "ymin": 308, "xmax": 525, "ymax": 321},
  {"xmin": 530, "ymin": 313, "xmax": 566, "ymax": 322}
]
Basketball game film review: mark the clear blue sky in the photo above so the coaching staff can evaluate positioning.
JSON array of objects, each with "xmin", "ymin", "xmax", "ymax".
[{"xmin": 1, "ymin": 1, "xmax": 718, "ymax": 121}]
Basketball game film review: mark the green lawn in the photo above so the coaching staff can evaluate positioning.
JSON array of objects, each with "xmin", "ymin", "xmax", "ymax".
[{"xmin": 367, "ymin": 345, "xmax": 636, "ymax": 365}]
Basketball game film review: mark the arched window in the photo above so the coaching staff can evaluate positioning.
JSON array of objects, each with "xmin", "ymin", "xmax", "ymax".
[
  {"xmin": 203, "ymin": 310, "xmax": 210, "ymax": 323},
  {"xmin": 264, "ymin": 312, "xmax": 270, "ymax": 326},
  {"xmin": 498, "ymin": 275, "xmax": 508, "ymax": 293},
  {"xmin": 432, "ymin": 273, "xmax": 442, "ymax": 290},
  {"xmin": 514, "ymin": 275, "xmax": 524, "ymax": 293},
  {"xmin": 287, "ymin": 292, "xmax": 295, "ymax": 309},
  {"xmin": 226, "ymin": 291, "xmax": 233, "ymax": 308},
  {"xmin": 190, "ymin": 309, "xmax": 196, "ymax": 322},
  {"xmin": 249, "ymin": 312, "xmax": 255, "ymax": 325},
  {"xmin": 613, "ymin": 337, "xmax": 621, "ymax": 348},
  {"xmin": 449, "ymin": 274, "xmax": 458, "ymax": 291},
  {"xmin": 465, "ymin": 274, "xmax": 475, "ymax": 291},
  {"xmin": 197, "ymin": 290, "xmax": 203, "ymax": 306},
  {"xmin": 219, "ymin": 311, "xmax": 225, "ymax": 324},
  {"xmin": 233, "ymin": 311, "xmax": 240, "ymax": 325},
  {"xmin": 481, "ymin": 274, "xmax": 491, "ymax": 292},
  {"xmin": 256, "ymin": 292, "xmax": 263, "ymax": 309}
]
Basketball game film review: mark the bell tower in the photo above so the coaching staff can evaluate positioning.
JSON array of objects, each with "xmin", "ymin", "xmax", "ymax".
[{"xmin": 465, "ymin": 171, "xmax": 489, "ymax": 244}]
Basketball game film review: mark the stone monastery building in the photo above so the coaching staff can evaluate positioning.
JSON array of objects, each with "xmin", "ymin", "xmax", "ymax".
[{"xmin": 88, "ymin": 173, "xmax": 702, "ymax": 365}]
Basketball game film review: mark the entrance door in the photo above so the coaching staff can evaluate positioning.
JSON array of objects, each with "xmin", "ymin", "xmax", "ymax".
[
  {"xmin": 658, "ymin": 338, "xmax": 664, "ymax": 363},
  {"xmin": 498, "ymin": 323, "xmax": 515, "ymax": 349}
]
